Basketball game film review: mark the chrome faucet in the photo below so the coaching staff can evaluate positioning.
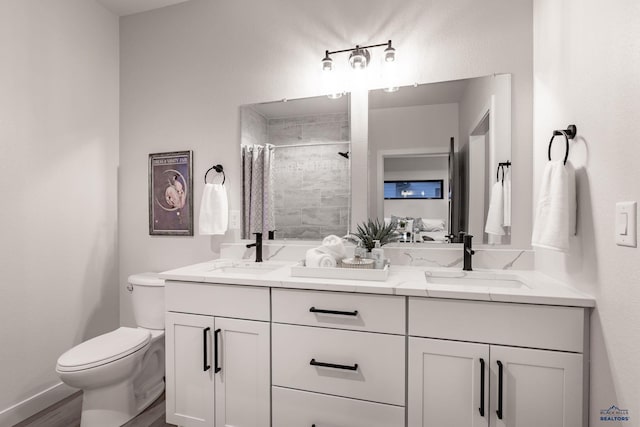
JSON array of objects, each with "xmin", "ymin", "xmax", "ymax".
[
  {"xmin": 462, "ymin": 233, "xmax": 475, "ymax": 271},
  {"xmin": 246, "ymin": 232, "xmax": 263, "ymax": 262}
]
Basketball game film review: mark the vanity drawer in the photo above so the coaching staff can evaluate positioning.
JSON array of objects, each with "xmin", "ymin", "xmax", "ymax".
[
  {"xmin": 272, "ymin": 289, "xmax": 405, "ymax": 334},
  {"xmin": 165, "ymin": 281, "xmax": 270, "ymax": 321},
  {"xmin": 409, "ymin": 298, "xmax": 586, "ymax": 352},
  {"xmin": 272, "ymin": 324, "xmax": 405, "ymax": 405},
  {"xmin": 272, "ymin": 386, "xmax": 404, "ymax": 427}
]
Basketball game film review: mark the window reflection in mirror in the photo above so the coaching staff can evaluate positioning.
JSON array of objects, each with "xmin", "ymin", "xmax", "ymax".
[
  {"xmin": 240, "ymin": 95, "xmax": 351, "ymax": 240},
  {"xmin": 369, "ymin": 74, "xmax": 512, "ymax": 245}
]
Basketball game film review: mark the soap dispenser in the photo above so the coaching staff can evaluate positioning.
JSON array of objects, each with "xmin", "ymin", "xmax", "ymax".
[{"xmin": 371, "ymin": 240, "xmax": 385, "ymax": 269}]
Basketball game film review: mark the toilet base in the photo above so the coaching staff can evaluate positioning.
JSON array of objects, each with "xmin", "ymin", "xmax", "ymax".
[{"xmin": 80, "ymin": 379, "xmax": 164, "ymax": 427}]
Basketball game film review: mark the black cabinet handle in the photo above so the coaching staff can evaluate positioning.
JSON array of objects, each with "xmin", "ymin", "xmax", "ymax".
[
  {"xmin": 310, "ymin": 358, "xmax": 358, "ymax": 371},
  {"xmin": 309, "ymin": 307, "xmax": 358, "ymax": 316},
  {"xmin": 203, "ymin": 327, "xmax": 211, "ymax": 372},
  {"xmin": 479, "ymin": 358, "xmax": 485, "ymax": 417},
  {"xmin": 496, "ymin": 360, "xmax": 504, "ymax": 420},
  {"xmin": 214, "ymin": 328, "xmax": 222, "ymax": 373}
]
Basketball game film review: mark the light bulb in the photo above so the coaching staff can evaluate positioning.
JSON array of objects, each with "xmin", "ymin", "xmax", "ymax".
[
  {"xmin": 349, "ymin": 47, "xmax": 370, "ymax": 69},
  {"xmin": 321, "ymin": 51, "xmax": 333, "ymax": 71},
  {"xmin": 384, "ymin": 45, "xmax": 396, "ymax": 62}
]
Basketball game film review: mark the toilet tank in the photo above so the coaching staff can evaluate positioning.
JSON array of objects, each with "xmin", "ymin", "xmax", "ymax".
[{"xmin": 129, "ymin": 273, "xmax": 165, "ymax": 330}]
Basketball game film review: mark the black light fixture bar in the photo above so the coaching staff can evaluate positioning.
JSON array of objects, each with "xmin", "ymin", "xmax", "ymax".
[{"xmin": 326, "ymin": 40, "xmax": 392, "ymax": 56}]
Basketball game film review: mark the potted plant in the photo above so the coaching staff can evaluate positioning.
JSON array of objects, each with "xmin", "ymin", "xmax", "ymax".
[{"xmin": 345, "ymin": 218, "xmax": 400, "ymax": 252}]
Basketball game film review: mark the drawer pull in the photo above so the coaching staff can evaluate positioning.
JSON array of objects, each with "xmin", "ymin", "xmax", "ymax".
[
  {"xmin": 309, "ymin": 307, "xmax": 359, "ymax": 316},
  {"xmin": 496, "ymin": 360, "xmax": 504, "ymax": 420},
  {"xmin": 310, "ymin": 358, "xmax": 359, "ymax": 371}
]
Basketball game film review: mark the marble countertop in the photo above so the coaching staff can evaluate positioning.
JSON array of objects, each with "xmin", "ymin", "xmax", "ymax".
[{"xmin": 159, "ymin": 259, "xmax": 595, "ymax": 308}]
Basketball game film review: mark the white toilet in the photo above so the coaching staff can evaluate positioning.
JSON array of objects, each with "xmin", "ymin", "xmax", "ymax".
[{"xmin": 56, "ymin": 273, "xmax": 165, "ymax": 427}]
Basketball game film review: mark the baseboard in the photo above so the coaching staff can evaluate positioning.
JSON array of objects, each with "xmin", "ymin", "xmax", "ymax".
[{"xmin": 0, "ymin": 382, "xmax": 77, "ymax": 426}]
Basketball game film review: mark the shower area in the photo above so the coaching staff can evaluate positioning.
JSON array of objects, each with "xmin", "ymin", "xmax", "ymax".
[{"xmin": 241, "ymin": 99, "xmax": 351, "ymax": 240}]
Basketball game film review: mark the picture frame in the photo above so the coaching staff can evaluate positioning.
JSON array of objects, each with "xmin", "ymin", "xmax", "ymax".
[{"xmin": 148, "ymin": 150, "xmax": 193, "ymax": 236}]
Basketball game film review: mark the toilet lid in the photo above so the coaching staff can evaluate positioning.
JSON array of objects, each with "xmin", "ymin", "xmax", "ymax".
[{"xmin": 57, "ymin": 327, "xmax": 150, "ymax": 372}]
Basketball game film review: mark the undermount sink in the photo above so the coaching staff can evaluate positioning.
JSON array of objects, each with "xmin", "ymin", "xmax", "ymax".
[
  {"xmin": 208, "ymin": 261, "xmax": 286, "ymax": 275},
  {"xmin": 424, "ymin": 270, "xmax": 530, "ymax": 289}
]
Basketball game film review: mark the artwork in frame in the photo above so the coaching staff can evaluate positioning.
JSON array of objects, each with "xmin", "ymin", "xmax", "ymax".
[{"xmin": 149, "ymin": 151, "xmax": 194, "ymax": 236}]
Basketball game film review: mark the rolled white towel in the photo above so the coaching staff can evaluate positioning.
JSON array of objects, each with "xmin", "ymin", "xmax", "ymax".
[
  {"xmin": 317, "ymin": 235, "xmax": 346, "ymax": 261},
  {"xmin": 305, "ymin": 248, "xmax": 337, "ymax": 268}
]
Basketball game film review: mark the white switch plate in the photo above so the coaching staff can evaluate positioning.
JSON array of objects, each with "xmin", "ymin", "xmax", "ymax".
[
  {"xmin": 616, "ymin": 201, "xmax": 637, "ymax": 247},
  {"xmin": 229, "ymin": 210, "xmax": 241, "ymax": 230}
]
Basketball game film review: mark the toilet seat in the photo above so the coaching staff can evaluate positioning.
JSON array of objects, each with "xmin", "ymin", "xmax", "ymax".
[{"xmin": 57, "ymin": 327, "xmax": 151, "ymax": 372}]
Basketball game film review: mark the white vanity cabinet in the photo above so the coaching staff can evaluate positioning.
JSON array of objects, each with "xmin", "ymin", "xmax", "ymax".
[
  {"xmin": 164, "ymin": 282, "xmax": 271, "ymax": 427},
  {"xmin": 271, "ymin": 288, "xmax": 406, "ymax": 427},
  {"xmin": 408, "ymin": 298, "xmax": 588, "ymax": 427}
]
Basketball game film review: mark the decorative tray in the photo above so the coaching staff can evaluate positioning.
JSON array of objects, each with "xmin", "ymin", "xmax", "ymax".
[{"xmin": 290, "ymin": 262, "xmax": 389, "ymax": 282}]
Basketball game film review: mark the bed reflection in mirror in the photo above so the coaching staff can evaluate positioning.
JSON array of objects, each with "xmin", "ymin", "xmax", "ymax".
[{"xmin": 369, "ymin": 74, "xmax": 512, "ymax": 245}]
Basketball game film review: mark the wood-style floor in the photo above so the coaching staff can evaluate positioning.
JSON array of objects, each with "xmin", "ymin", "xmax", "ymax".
[{"xmin": 13, "ymin": 392, "xmax": 175, "ymax": 427}]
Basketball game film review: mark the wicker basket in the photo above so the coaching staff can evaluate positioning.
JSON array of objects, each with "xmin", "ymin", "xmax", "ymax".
[{"xmin": 340, "ymin": 256, "xmax": 375, "ymax": 269}]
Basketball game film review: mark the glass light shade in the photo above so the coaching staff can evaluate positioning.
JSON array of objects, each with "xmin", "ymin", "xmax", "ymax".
[
  {"xmin": 322, "ymin": 55, "xmax": 333, "ymax": 71},
  {"xmin": 384, "ymin": 46, "xmax": 396, "ymax": 62},
  {"xmin": 349, "ymin": 48, "xmax": 370, "ymax": 69}
]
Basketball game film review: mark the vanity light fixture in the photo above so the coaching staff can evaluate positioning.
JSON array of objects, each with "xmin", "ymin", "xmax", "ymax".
[{"xmin": 322, "ymin": 40, "xmax": 396, "ymax": 71}]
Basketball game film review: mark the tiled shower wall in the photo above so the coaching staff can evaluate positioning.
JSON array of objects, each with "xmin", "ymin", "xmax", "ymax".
[{"xmin": 268, "ymin": 113, "xmax": 350, "ymax": 239}]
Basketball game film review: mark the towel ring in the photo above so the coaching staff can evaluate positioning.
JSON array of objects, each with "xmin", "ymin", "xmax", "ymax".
[
  {"xmin": 548, "ymin": 125, "xmax": 577, "ymax": 165},
  {"xmin": 496, "ymin": 161, "xmax": 511, "ymax": 183},
  {"xmin": 204, "ymin": 164, "xmax": 225, "ymax": 185}
]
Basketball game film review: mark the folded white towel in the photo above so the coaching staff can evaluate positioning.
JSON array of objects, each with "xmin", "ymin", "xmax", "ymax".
[
  {"xmin": 305, "ymin": 248, "xmax": 337, "ymax": 268},
  {"xmin": 485, "ymin": 181, "xmax": 505, "ymax": 237},
  {"xmin": 531, "ymin": 161, "xmax": 576, "ymax": 251},
  {"xmin": 503, "ymin": 168, "xmax": 512, "ymax": 227},
  {"xmin": 317, "ymin": 235, "xmax": 346, "ymax": 261},
  {"xmin": 199, "ymin": 183, "xmax": 228, "ymax": 235}
]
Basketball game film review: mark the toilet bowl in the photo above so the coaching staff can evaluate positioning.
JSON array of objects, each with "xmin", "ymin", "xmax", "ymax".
[{"xmin": 56, "ymin": 273, "xmax": 165, "ymax": 427}]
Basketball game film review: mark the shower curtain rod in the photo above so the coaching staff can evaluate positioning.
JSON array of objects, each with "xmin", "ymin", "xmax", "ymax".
[{"xmin": 270, "ymin": 141, "xmax": 350, "ymax": 149}]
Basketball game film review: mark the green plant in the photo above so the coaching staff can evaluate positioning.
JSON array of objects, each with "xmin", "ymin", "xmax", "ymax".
[{"xmin": 346, "ymin": 218, "xmax": 400, "ymax": 251}]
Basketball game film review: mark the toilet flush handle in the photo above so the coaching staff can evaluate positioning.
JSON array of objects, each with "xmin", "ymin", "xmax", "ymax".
[{"xmin": 126, "ymin": 284, "xmax": 134, "ymax": 292}]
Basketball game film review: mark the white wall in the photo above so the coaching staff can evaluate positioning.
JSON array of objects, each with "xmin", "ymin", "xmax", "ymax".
[
  {"xmin": 533, "ymin": 0, "xmax": 640, "ymax": 424},
  {"xmin": 459, "ymin": 74, "xmax": 513, "ymax": 242},
  {"xmin": 119, "ymin": 0, "xmax": 533, "ymax": 325},
  {"xmin": 0, "ymin": 0, "xmax": 119, "ymax": 423}
]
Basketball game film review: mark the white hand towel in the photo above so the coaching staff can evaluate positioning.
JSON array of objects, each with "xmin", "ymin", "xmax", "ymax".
[
  {"xmin": 485, "ymin": 181, "xmax": 505, "ymax": 237},
  {"xmin": 305, "ymin": 248, "xmax": 337, "ymax": 268},
  {"xmin": 318, "ymin": 235, "xmax": 346, "ymax": 261},
  {"xmin": 199, "ymin": 183, "xmax": 228, "ymax": 235},
  {"xmin": 531, "ymin": 161, "xmax": 576, "ymax": 251},
  {"xmin": 503, "ymin": 168, "xmax": 512, "ymax": 227}
]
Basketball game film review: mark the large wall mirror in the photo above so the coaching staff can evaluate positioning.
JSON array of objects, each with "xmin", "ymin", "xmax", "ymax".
[
  {"xmin": 240, "ymin": 95, "xmax": 351, "ymax": 240},
  {"xmin": 240, "ymin": 74, "xmax": 513, "ymax": 245},
  {"xmin": 369, "ymin": 74, "xmax": 512, "ymax": 245}
]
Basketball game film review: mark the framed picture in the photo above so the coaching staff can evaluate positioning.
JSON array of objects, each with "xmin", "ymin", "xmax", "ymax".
[{"xmin": 149, "ymin": 151, "xmax": 193, "ymax": 236}]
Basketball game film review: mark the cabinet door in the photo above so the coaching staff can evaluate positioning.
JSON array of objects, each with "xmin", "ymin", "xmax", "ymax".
[
  {"xmin": 408, "ymin": 337, "xmax": 489, "ymax": 427},
  {"xmin": 214, "ymin": 318, "xmax": 270, "ymax": 427},
  {"xmin": 490, "ymin": 346, "xmax": 583, "ymax": 427},
  {"xmin": 166, "ymin": 312, "xmax": 215, "ymax": 427}
]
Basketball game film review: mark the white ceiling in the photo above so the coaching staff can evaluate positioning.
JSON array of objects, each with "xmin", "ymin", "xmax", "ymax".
[
  {"xmin": 369, "ymin": 78, "xmax": 471, "ymax": 110},
  {"xmin": 96, "ymin": 0, "xmax": 191, "ymax": 16},
  {"xmin": 251, "ymin": 95, "xmax": 349, "ymax": 120}
]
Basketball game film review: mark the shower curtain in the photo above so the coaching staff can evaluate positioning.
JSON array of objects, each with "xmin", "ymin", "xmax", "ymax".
[{"xmin": 242, "ymin": 144, "xmax": 275, "ymax": 238}]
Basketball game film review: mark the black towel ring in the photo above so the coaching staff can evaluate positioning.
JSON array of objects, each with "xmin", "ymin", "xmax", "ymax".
[
  {"xmin": 548, "ymin": 124, "xmax": 577, "ymax": 165},
  {"xmin": 496, "ymin": 161, "xmax": 511, "ymax": 183},
  {"xmin": 204, "ymin": 164, "xmax": 225, "ymax": 185}
]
